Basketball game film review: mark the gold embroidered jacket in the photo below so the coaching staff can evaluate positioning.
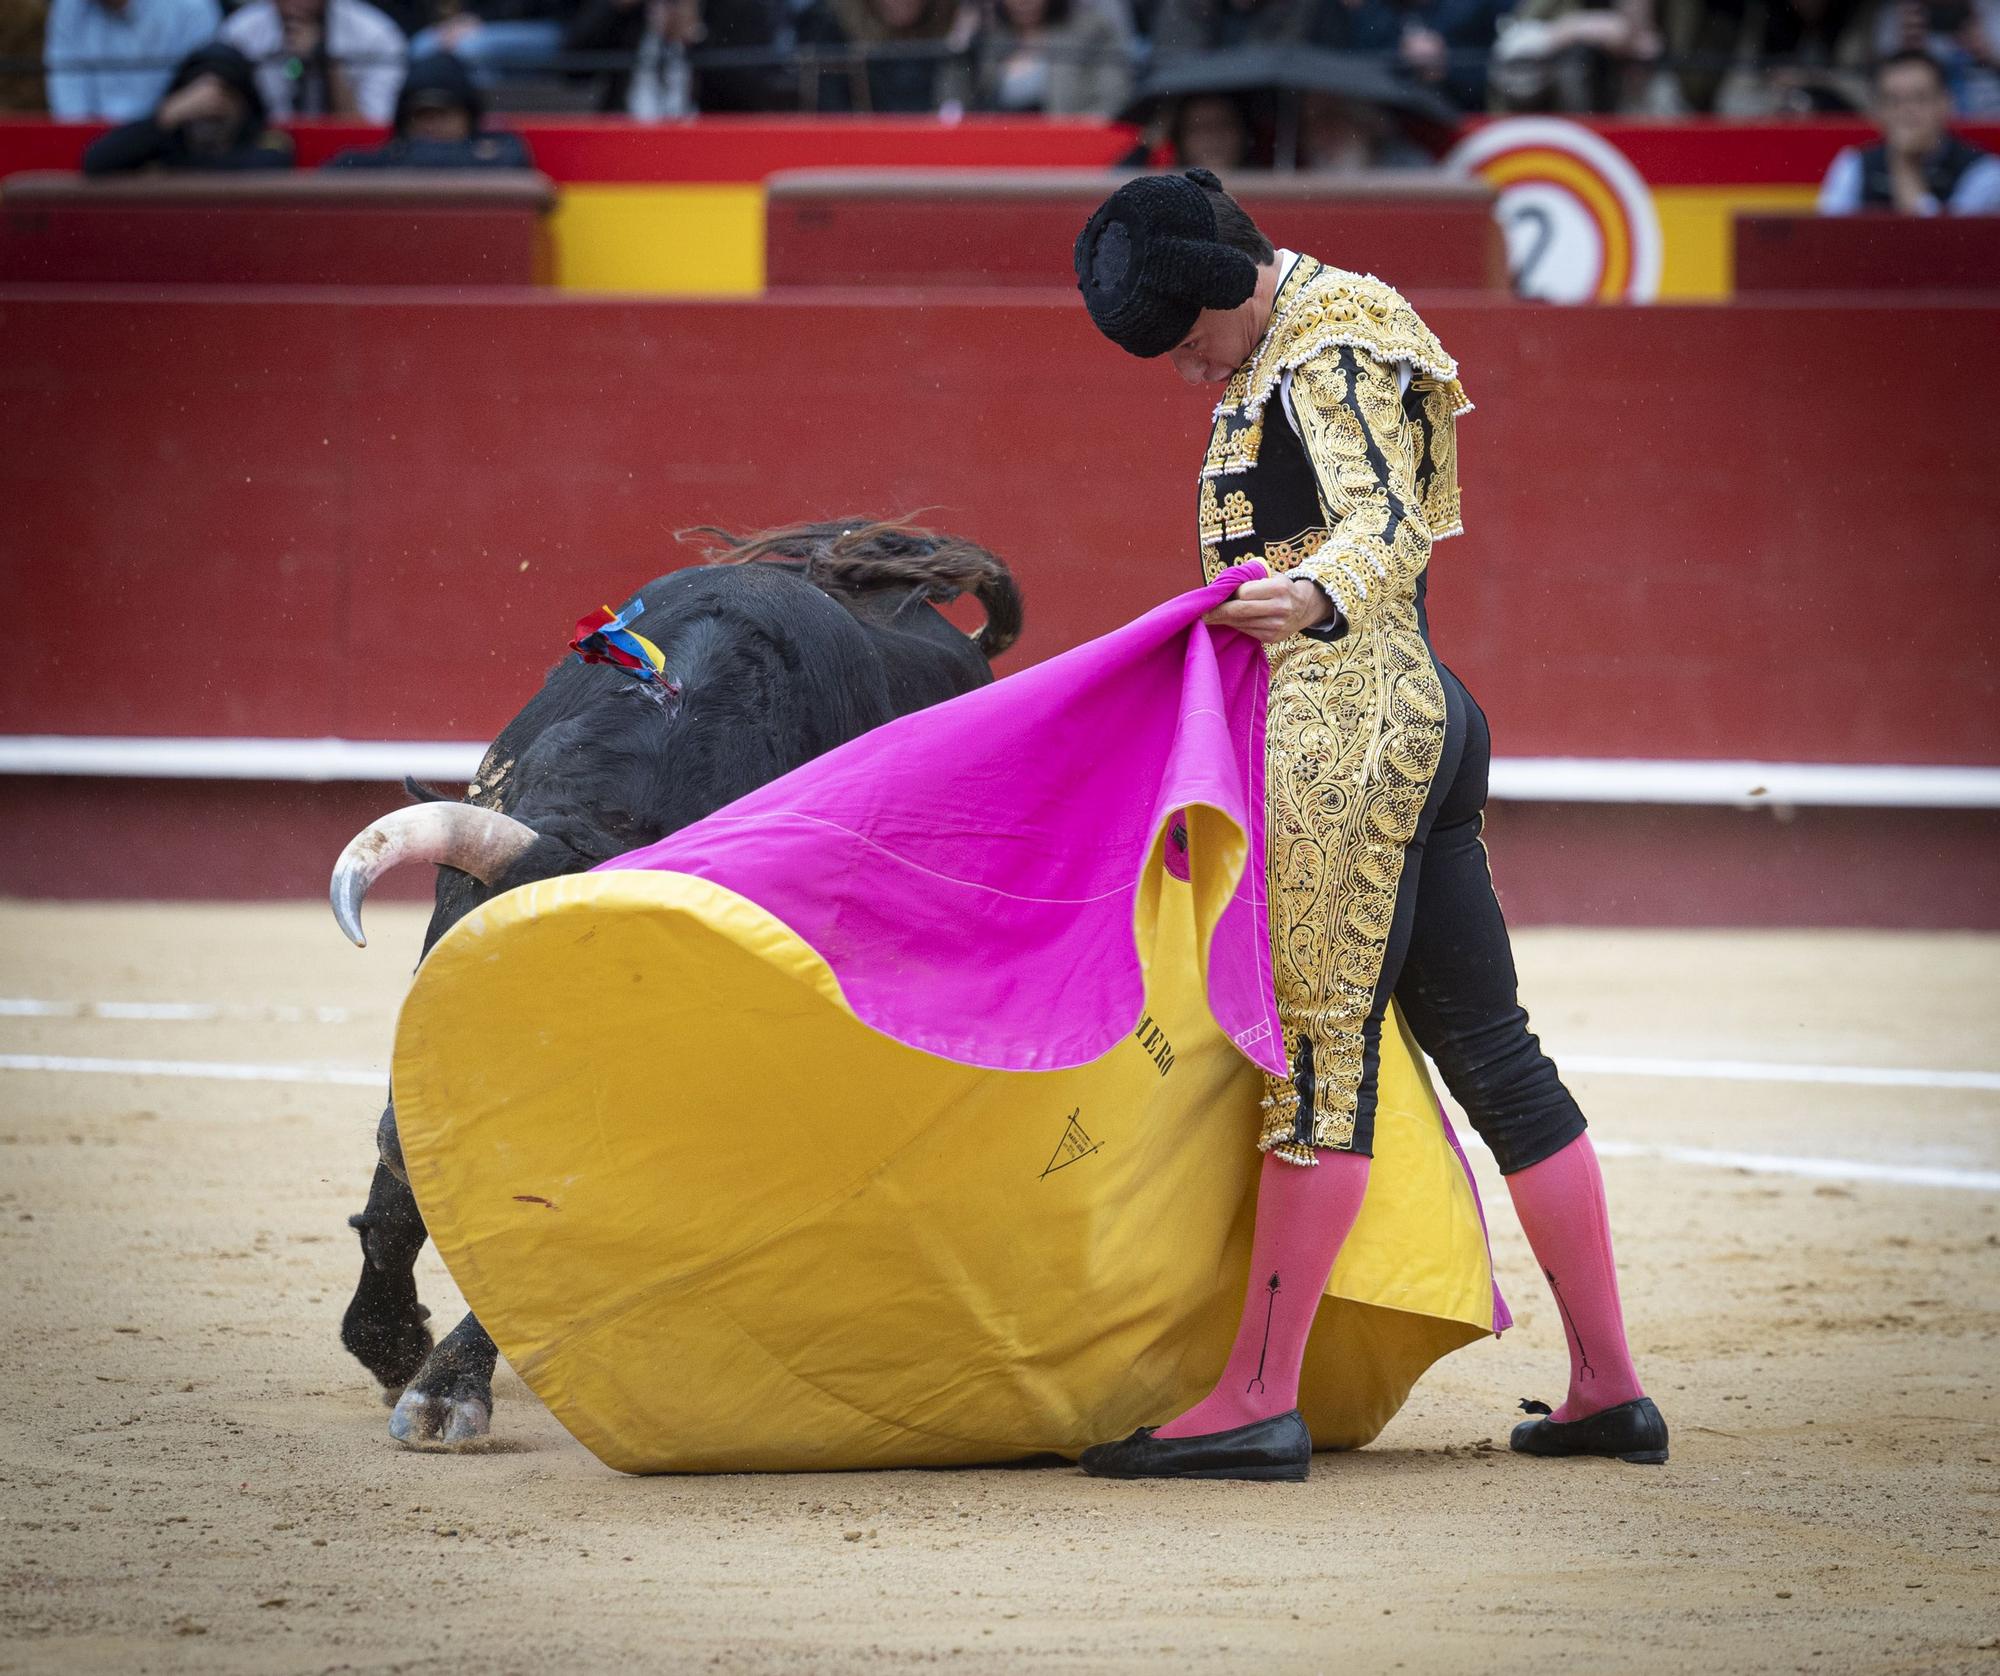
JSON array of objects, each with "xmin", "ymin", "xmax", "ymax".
[
  {"xmin": 1199, "ymin": 256, "xmax": 1471, "ymax": 622},
  {"xmin": 1196, "ymin": 256, "xmax": 1473, "ymax": 1163}
]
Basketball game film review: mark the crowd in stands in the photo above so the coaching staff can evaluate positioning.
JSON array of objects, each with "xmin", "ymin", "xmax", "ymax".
[
  {"xmin": 9, "ymin": 0, "xmax": 2000, "ymax": 193},
  {"xmin": 17, "ymin": 0, "xmax": 2000, "ymax": 122},
  {"xmin": 71, "ymin": 35, "xmax": 530, "ymax": 167}
]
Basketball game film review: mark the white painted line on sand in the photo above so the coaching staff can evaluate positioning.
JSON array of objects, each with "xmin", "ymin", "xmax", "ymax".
[
  {"xmin": 1562, "ymin": 1053, "xmax": 2000, "ymax": 1093},
  {"xmin": 0, "ymin": 1053, "xmax": 383, "ymax": 1087},
  {"xmin": 1590, "ymin": 1139, "xmax": 2000, "ymax": 1193},
  {"xmin": 7, "ymin": 1002, "xmax": 1993, "ymax": 1095},
  {"xmin": 4, "ymin": 1056, "xmax": 1994, "ymax": 1190},
  {"xmin": 0, "ymin": 998, "xmax": 352, "ymax": 1024}
]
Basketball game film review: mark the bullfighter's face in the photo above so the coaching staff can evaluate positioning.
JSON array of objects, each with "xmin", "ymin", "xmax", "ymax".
[{"xmin": 1167, "ymin": 263, "xmax": 1276, "ymax": 387}]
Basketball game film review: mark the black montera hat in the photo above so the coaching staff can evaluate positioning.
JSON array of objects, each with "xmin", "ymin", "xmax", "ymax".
[{"xmin": 1072, "ymin": 169, "xmax": 1259, "ymax": 359}]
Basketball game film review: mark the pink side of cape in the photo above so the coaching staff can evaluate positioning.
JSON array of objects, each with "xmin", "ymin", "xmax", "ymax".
[
  {"xmin": 597, "ymin": 564, "xmax": 1286, "ymax": 1078},
  {"xmin": 595, "ymin": 565, "xmax": 1511, "ymax": 1334}
]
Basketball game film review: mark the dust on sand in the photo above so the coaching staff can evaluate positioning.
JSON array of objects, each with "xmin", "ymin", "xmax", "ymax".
[{"xmin": 2, "ymin": 904, "xmax": 1996, "ymax": 1674}]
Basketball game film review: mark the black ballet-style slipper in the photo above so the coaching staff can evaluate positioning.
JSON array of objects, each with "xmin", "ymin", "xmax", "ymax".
[
  {"xmin": 1077, "ymin": 1409, "xmax": 1312, "ymax": 1481},
  {"xmin": 1509, "ymin": 1397, "xmax": 1669, "ymax": 1464}
]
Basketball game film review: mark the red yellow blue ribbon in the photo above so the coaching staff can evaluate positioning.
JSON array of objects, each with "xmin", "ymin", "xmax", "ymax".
[{"xmin": 570, "ymin": 599, "xmax": 675, "ymax": 691}]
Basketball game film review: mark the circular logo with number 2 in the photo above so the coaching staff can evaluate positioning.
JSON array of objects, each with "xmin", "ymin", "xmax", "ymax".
[{"xmin": 1445, "ymin": 118, "xmax": 1663, "ymax": 304}]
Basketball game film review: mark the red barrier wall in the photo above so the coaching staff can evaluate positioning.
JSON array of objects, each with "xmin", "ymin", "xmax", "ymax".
[
  {"xmin": 0, "ymin": 174, "xmax": 554, "ymax": 287},
  {"xmin": 1455, "ymin": 115, "xmax": 2000, "ymax": 185},
  {"xmin": 0, "ymin": 115, "xmax": 1140, "ymax": 183},
  {"xmin": 4, "ymin": 287, "xmax": 1995, "ymax": 762},
  {"xmin": 1734, "ymin": 214, "xmax": 2000, "ymax": 294},
  {"xmin": 3, "ymin": 285, "xmax": 1997, "ymax": 918},
  {"xmin": 765, "ymin": 172, "xmax": 1505, "ymax": 291},
  {"xmin": 7, "ymin": 773, "xmax": 1993, "ymax": 927},
  {"xmin": 8, "ymin": 113, "xmax": 2000, "ymax": 188}
]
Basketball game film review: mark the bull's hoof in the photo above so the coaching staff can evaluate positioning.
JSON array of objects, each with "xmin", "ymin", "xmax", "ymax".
[
  {"xmin": 389, "ymin": 1386, "xmax": 493, "ymax": 1450},
  {"xmin": 341, "ymin": 1293, "xmax": 435, "ymax": 1395}
]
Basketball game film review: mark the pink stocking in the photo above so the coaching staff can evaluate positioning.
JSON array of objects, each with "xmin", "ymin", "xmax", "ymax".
[
  {"xmin": 1505, "ymin": 1132, "xmax": 1647, "ymax": 1422},
  {"xmin": 1155, "ymin": 1149, "xmax": 1371, "ymax": 1439}
]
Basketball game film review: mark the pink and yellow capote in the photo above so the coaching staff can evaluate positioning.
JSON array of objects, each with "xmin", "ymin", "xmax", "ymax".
[{"xmin": 390, "ymin": 564, "xmax": 1507, "ymax": 1474}]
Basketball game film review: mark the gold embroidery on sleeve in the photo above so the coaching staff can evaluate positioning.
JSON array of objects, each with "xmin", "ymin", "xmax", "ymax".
[
  {"xmin": 1283, "ymin": 348, "xmax": 1436, "ymax": 630},
  {"xmin": 1211, "ymin": 258, "xmax": 1471, "ymax": 549}
]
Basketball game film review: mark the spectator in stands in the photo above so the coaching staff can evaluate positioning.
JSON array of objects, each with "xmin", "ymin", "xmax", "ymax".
[
  {"xmin": 1168, "ymin": 88, "xmax": 1258, "ymax": 164},
  {"xmin": 219, "ymin": 0, "xmax": 406, "ymax": 121},
  {"xmin": 971, "ymin": 0, "xmax": 1133, "ymax": 114},
  {"xmin": 3, "ymin": 0, "xmax": 50, "ymax": 112},
  {"xmin": 342, "ymin": 0, "xmax": 432, "ymax": 36},
  {"xmin": 1875, "ymin": 0, "xmax": 2000, "ymax": 112},
  {"xmin": 411, "ymin": 0, "xmax": 574, "ymax": 94},
  {"xmin": 1151, "ymin": 0, "xmax": 1313, "ymax": 55},
  {"xmin": 1310, "ymin": 0, "xmax": 1507, "ymax": 113},
  {"xmin": 797, "ymin": 0, "xmax": 974, "ymax": 111},
  {"xmin": 80, "ymin": 40, "xmax": 295, "ymax": 170},
  {"xmin": 1486, "ymin": 0, "xmax": 1662, "ymax": 112},
  {"xmin": 1298, "ymin": 86, "xmax": 1430, "ymax": 166},
  {"xmin": 564, "ymin": 0, "xmax": 786, "ymax": 113},
  {"xmin": 1666, "ymin": 0, "xmax": 1872, "ymax": 116},
  {"xmin": 44, "ymin": 0, "xmax": 220, "ymax": 119},
  {"xmin": 321, "ymin": 50, "xmax": 534, "ymax": 161},
  {"xmin": 1819, "ymin": 47, "xmax": 2000, "ymax": 210}
]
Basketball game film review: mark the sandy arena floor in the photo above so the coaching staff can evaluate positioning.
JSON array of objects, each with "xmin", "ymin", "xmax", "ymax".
[{"xmin": 1, "ymin": 903, "xmax": 1996, "ymax": 1675}]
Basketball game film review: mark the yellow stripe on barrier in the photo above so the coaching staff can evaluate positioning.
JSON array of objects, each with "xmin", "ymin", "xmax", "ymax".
[
  {"xmin": 551, "ymin": 184, "xmax": 766, "ymax": 295},
  {"xmin": 1654, "ymin": 184, "xmax": 1819, "ymax": 300},
  {"xmin": 547, "ymin": 176, "xmax": 1818, "ymax": 300}
]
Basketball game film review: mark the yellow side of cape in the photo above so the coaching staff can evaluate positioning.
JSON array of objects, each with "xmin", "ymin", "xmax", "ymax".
[{"xmin": 392, "ymin": 859, "xmax": 1497, "ymax": 1474}]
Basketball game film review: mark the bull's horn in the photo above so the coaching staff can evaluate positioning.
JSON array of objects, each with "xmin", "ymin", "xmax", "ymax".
[{"xmin": 330, "ymin": 803, "xmax": 538, "ymax": 948}]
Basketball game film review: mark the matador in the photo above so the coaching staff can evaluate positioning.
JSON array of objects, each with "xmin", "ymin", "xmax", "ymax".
[{"xmin": 1068, "ymin": 170, "xmax": 1671, "ymax": 1481}]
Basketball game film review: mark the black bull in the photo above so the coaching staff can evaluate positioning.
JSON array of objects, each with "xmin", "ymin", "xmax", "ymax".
[{"xmin": 334, "ymin": 524, "xmax": 1023, "ymax": 1448}]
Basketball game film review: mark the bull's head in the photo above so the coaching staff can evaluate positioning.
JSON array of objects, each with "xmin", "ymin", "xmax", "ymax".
[{"xmin": 330, "ymin": 802, "xmax": 539, "ymax": 947}]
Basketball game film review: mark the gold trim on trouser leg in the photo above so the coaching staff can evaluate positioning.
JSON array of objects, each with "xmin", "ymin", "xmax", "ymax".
[{"xmin": 1259, "ymin": 624, "xmax": 1448, "ymax": 1164}]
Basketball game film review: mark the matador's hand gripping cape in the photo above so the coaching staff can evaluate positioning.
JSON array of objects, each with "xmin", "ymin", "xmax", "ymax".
[{"xmin": 390, "ymin": 567, "xmax": 1506, "ymax": 1474}]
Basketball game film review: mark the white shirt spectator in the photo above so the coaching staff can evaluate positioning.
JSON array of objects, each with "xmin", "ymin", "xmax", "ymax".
[
  {"xmin": 44, "ymin": 0, "xmax": 222, "ymax": 120},
  {"xmin": 1818, "ymin": 144, "xmax": 2000, "ymax": 214},
  {"xmin": 218, "ymin": 0, "xmax": 405, "ymax": 123}
]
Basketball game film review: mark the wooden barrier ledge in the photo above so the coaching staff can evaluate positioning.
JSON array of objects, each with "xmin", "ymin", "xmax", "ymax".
[
  {"xmin": 0, "ymin": 170, "xmax": 558, "ymax": 287},
  {"xmin": 766, "ymin": 168, "xmax": 1506, "ymax": 292}
]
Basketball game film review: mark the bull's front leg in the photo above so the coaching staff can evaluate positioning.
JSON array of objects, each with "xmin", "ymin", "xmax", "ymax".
[
  {"xmin": 341, "ymin": 1121, "xmax": 435, "ymax": 1397},
  {"xmin": 389, "ymin": 1311, "xmax": 500, "ymax": 1449}
]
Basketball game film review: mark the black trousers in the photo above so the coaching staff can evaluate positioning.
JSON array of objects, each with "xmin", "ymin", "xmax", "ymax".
[{"xmin": 1347, "ymin": 657, "xmax": 1588, "ymax": 1175}]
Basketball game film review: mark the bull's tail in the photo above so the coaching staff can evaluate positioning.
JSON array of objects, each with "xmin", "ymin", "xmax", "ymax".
[{"xmin": 687, "ymin": 518, "xmax": 1024, "ymax": 661}]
